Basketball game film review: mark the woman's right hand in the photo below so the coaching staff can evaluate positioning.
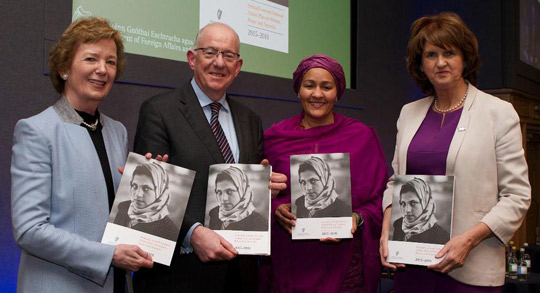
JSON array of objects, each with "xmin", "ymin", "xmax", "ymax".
[
  {"xmin": 275, "ymin": 203, "xmax": 296, "ymax": 234},
  {"xmin": 112, "ymin": 244, "xmax": 153, "ymax": 271},
  {"xmin": 380, "ymin": 206, "xmax": 405, "ymax": 270}
]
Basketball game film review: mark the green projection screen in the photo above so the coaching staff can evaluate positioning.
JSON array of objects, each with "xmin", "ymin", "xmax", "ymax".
[{"xmin": 72, "ymin": 0, "xmax": 351, "ymax": 85}]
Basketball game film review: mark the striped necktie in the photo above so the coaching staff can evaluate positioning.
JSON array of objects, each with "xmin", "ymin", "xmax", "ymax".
[{"xmin": 210, "ymin": 102, "xmax": 235, "ymax": 163}]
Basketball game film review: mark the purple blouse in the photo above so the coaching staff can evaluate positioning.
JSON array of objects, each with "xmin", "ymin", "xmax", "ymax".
[{"xmin": 406, "ymin": 107, "xmax": 463, "ymax": 175}]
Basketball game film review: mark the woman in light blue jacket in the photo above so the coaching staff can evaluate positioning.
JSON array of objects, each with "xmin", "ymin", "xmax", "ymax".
[{"xmin": 11, "ymin": 17, "xmax": 153, "ymax": 292}]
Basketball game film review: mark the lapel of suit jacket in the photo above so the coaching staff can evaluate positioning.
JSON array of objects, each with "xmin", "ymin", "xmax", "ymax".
[
  {"xmin": 53, "ymin": 98, "xmax": 106, "ymax": 201},
  {"xmin": 66, "ymin": 125, "xmax": 114, "ymax": 219},
  {"xmin": 229, "ymin": 98, "xmax": 249, "ymax": 163},
  {"xmin": 53, "ymin": 96, "xmax": 103, "ymax": 172},
  {"xmin": 446, "ymin": 84, "xmax": 476, "ymax": 176},
  {"xmin": 176, "ymin": 84, "xmax": 225, "ymax": 164},
  {"xmin": 64, "ymin": 124, "xmax": 101, "ymax": 171},
  {"xmin": 398, "ymin": 97, "xmax": 433, "ymax": 174}
]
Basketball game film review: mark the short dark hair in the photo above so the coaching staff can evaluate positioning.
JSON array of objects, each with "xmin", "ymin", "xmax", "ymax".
[
  {"xmin": 406, "ymin": 12, "xmax": 481, "ymax": 95},
  {"xmin": 298, "ymin": 161, "xmax": 317, "ymax": 178},
  {"xmin": 215, "ymin": 171, "xmax": 234, "ymax": 186}
]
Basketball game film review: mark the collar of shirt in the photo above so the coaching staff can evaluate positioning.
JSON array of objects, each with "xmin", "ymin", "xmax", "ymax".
[{"xmin": 191, "ymin": 78, "xmax": 231, "ymax": 117}]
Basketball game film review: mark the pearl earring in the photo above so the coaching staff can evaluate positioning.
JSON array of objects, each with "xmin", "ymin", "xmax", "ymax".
[{"xmin": 62, "ymin": 74, "xmax": 68, "ymax": 81}]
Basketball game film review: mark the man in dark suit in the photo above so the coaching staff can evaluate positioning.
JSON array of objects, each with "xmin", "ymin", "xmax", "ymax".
[{"xmin": 132, "ymin": 23, "xmax": 285, "ymax": 292}]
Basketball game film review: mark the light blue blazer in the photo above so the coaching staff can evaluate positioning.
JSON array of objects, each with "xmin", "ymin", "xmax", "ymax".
[{"xmin": 11, "ymin": 97, "xmax": 128, "ymax": 292}]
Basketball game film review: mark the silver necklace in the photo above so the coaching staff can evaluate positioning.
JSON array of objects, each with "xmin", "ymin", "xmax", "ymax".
[
  {"xmin": 433, "ymin": 87, "xmax": 468, "ymax": 113},
  {"xmin": 81, "ymin": 119, "xmax": 99, "ymax": 131}
]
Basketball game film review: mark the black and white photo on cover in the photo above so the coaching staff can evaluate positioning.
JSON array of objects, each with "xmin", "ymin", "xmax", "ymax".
[
  {"xmin": 108, "ymin": 152, "xmax": 195, "ymax": 241},
  {"xmin": 290, "ymin": 153, "xmax": 352, "ymax": 219},
  {"xmin": 205, "ymin": 164, "xmax": 271, "ymax": 232},
  {"xmin": 390, "ymin": 175, "xmax": 453, "ymax": 245}
]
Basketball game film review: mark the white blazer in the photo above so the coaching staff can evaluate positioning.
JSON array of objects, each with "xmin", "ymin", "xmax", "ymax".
[
  {"xmin": 11, "ymin": 97, "xmax": 127, "ymax": 292},
  {"xmin": 383, "ymin": 84, "xmax": 531, "ymax": 286}
]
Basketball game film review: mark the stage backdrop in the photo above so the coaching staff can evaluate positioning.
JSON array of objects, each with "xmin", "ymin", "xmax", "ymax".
[{"xmin": 71, "ymin": 0, "xmax": 352, "ymax": 86}]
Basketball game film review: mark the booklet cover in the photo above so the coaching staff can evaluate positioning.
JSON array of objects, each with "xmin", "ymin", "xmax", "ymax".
[
  {"xmin": 101, "ymin": 152, "xmax": 195, "ymax": 266},
  {"xmin": 387, "ymin": 175, "xmax": 454, "ymax": 266},
  {"xmin": 290, "ymin": 153, "xmax": 353, "ymax": 240},
  {"xmin": 204, "ymin": 164, "xmax": 271, "ymax": 255}
]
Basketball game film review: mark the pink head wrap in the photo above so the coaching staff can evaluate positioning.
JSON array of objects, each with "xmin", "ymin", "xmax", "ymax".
[{"xmin": 292, "ymin": 54, "xmax": 346, "ymax": 99}]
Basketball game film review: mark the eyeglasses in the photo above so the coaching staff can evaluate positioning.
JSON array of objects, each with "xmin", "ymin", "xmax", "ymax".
[{"xmin": 194, "ymin": 47, "xmax": 240, "ymax": 62}]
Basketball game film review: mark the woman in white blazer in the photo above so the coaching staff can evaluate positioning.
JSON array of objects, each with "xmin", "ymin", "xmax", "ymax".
[
  {"xmin": 379, "ymin": 12, "xmax": 530, "ymax": 292},
  {"xmin": 11, "ymin": 17, "xmax": 153, "ymax": 293}
]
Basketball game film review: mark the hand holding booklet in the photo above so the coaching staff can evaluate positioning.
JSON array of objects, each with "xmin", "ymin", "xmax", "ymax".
[
  {"xmin": 101, "ymin": 152, "xmax": 195, "ymax": 266},
  {"xmin": 386, "ymin": 175, "xmax": 454, "ymax": 266}
]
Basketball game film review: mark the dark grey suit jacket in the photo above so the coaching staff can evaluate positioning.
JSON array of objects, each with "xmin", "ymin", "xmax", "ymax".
[{"xmin": 133, "ymin": 81, "xmax": 263, "ymax": 292}]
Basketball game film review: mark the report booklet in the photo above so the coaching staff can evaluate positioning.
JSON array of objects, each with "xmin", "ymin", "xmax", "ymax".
[
  {"xmin": 387, "ymin": 175, "xmax": 454, "ymax": 266},
  {"xmin": 102, "ymin": 152, "xmax": 195, "ymax": 266},
  {"xmin": 290, "ymin": 153, "xmax": 353, "ymax": 240},
  {"xmin": 204, "ymin": 164, "xmax": 272, "ymax": 255}
]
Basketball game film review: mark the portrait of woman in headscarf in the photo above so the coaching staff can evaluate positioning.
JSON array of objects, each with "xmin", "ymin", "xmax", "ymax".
[
  {"xmin": 208, "ymin": 166, "xmax": 268, "ymax": 231},
  {"xmin": 114, "ymin": 162, "xmax": 179, "ymax": 241},
  {"xmin": 295, "ymin": 156, "xmax": 351, "ymax": 218},
  {"xmin": 392, "ymin": 177, "xmax": 449, "ymax": 245}
]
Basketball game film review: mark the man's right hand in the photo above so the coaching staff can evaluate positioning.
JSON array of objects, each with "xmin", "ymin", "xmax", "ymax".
[
  {"xmin": 112, "ymin": 244, "xmax": 153, "ymax": 271},
  {"xmin": 191, "ymin": 226, "xmax": 238, "ymax": 262}
]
